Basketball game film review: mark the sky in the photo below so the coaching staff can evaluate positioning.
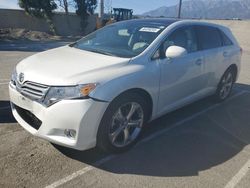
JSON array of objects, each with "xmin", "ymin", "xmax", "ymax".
[{"xmin": 0, "ymin": 0, "xmax": 180, "ymax": 14}]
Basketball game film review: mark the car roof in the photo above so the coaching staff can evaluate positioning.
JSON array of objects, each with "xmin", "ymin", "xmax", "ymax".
[
  {"xmin": 119, "ymin": 18, "xmax": 227, "ymax": 30},
  {"xmin": 118, "ymin": 18, "xmax": 179, "ymax": 26}
]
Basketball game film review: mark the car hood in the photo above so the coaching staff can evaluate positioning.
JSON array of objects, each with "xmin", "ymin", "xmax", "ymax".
[{"xmin": 16, "ymin": 46, "xmax": 130, "ymax": 85}]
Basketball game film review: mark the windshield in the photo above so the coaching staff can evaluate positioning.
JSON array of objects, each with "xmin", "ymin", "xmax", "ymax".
[{"xmin": 72, "ymin": 21, "xmax": 167, "ymax": 58}]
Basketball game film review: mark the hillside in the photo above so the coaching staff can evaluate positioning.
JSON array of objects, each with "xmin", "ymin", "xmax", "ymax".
[{"xmin": 143, "ymin": 0, "xmax": 250, "ymax": 19}]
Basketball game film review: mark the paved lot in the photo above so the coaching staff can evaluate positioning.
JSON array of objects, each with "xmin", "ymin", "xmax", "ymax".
[{"xmin": 1, "ymin": 20, "xmax": 250, "ymax": 188}]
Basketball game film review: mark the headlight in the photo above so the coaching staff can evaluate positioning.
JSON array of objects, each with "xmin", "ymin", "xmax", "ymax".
[
  {"xmin": 10, "ymin": 69, "xmax": 17, "ymax": 85},
  {"xmin": 43, "ymin": 83, "xmax": 98, "ymax": 107}
]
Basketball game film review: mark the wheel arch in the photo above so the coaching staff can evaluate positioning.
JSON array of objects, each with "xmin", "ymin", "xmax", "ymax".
[
  {"xmin": 111, "ymin": 88, "xmax": 153, "ymax": 122},
  {"xmin": 96, "ymin": 87, "xmax": 154, "ymax": 152},
  {"xmin": 217, "ymin": 64, "xmax": 238, "ymax": 89},
  {"xmin": 228, "ymin": 64, "xmax": 238, "ymax": 82}
]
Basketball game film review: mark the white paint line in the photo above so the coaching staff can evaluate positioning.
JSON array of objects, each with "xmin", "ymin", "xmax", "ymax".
[
  {"xmin": 45, "ymin": 155, "xmax": 115, "ymax": 188},
  {"xmin": 45, "ymin": 91, "xmax": 246, "ymax": 188},
  {"xmin": 140, "ymin": 91, "xmax": 247, "ymax": 144},
  {"xmin": 206, "ymin": 114, "xmax": 248, "ymax": 145},
  {"xmin": 46, "ymin": 166, "xmax": 93, "ymax": 188},
  {"xmin": 224, "ymin": 159, "xmax": 250, "ymax": 188},
  {"xmin": 0, "ymin": 82, "xmax": 9, "ymax": 85},
  {"xmin": 140, "ymin": 104, "xmax": 219, "ymax": 143},
  {"xmin": 234, "ymin": 87, "xmax": 250, "ymax": 93}
]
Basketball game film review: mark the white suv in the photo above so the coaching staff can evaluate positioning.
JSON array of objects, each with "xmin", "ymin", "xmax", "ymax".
[{"xmin": 9, "ymin": 19, "xmax": 242, "ymax": 153}]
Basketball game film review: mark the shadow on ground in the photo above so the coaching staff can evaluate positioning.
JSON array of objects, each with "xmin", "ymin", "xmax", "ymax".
[
  {"xmin": 53, "ymin": 83, "xmax": 250, "ymax": 177},
  {"xmin": 0, "ymin": 100, "xmax": 16, "ymax": 123}
]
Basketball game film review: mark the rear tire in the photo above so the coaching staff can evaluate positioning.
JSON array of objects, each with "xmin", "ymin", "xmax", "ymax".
[
  {"xmin": 97, "ymin": 93, "xmax": 149, "ymax": 153},
  {"xmin": 214, "ymin": 67, "xmax": 236, "ymax": 102}
]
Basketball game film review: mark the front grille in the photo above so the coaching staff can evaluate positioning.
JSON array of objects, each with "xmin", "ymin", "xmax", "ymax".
[
  {"xmin": 13, "ymin": 104, "xmax": 42, "ymax": 130},
  {"xmin": 16, "ymin": 81, "xmax": 49, "ymax": 101}
]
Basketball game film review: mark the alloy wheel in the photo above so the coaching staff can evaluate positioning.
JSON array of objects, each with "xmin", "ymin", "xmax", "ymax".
[
  {"xmin": 109, "ymin": 102, "xmax": 144, "ymax": 148},
  {"xmin": 219, "ymin": 72, "xmax": 233, "ymax": 100}
]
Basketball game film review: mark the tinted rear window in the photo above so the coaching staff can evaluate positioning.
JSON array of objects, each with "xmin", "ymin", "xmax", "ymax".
[
  {"xmin": 196, "ymin": 26, "xmax": 222, "ymax": 50},
  {"xmin": 220, "ymin": 31, "xmax": 233, "ymax": 46}
]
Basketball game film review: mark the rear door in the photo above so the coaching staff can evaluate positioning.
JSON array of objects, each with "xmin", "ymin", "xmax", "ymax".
[
  {"xmin": 195, "ymin": 25, "xmax": 224, "ymax": 90},
  {"xmin": 219, "ymin": 29, "xmax": 241, "ymax": 79}
]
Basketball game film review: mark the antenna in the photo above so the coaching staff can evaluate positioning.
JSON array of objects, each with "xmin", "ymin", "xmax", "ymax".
[{"xmin": 178, "ymin": 0, "xmax": 182, "ymax": 18}]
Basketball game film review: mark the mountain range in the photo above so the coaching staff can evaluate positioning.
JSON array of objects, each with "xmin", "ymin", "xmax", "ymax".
[{"xmin": 142, "ymin": 0, "xmax": 250, "ymax": 19}]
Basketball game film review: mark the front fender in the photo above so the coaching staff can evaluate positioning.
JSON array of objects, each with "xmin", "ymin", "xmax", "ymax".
[{"xmin": 89, "ymin": 62, "xmax": 160, "ymax": 119}]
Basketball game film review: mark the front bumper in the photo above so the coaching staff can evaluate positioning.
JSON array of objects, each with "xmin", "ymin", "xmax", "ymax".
[{"xmin": 9, "ymin": 84, "xmax": 109, "ymax": 150}]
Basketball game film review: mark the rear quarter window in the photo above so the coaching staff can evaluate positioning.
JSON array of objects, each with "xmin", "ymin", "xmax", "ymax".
[
  {"xmin": 196, "ymin": 25, "xmax": 222, "ymax": 50},
  {"xmin": 220, "ymin": 30, "xmax": 233, "ymax": 46}
]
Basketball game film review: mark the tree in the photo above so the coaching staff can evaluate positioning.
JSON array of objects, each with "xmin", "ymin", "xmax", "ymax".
[
  {"xmin": 56, "ymin": 0, "xmax": 74, "ymax": 15},
  {"xmin": 74, "ymin": 0, "xmax": 97, "ymax": 32},
  {"xmin": 104, "ymin": 0, "xmax": 112, "ymax": 15},
  {"xmin": 57, "ymin": 0, "xmax": 69, "ymax": 14},
  {"xmin": 18, "ymin": 0, "xmax": 57, "ymax": 34}
]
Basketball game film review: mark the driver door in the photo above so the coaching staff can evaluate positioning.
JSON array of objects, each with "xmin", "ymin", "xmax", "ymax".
[{"xmin": 154, "ymin": 26, "xmax": 206, "ymax": 115}]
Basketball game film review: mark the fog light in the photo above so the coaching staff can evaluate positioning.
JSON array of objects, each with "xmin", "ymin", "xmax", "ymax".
[{"xmin": 64, "ymin": 129, "xmax": 76, "ymax": 139}]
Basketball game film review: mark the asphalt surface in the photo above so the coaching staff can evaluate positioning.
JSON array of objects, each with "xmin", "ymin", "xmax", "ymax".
[{"xmin": 1, "ymin": 21, "xmax": 250, "ymax": 188}]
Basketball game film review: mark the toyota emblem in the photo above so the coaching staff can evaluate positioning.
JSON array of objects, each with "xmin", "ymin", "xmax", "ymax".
[{"xmin": 19, "ymin": 73, "xmax": 24, "ymax": 83}]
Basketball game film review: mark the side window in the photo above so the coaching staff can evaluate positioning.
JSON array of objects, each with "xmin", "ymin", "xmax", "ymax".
[
  {"xmin": 196, "ymin": 26, "xmax": 222, "ymax": 50},
  {"xmin": 220, "ymin": 31, "xmax": 233, "ymax": 46},
  {"xmin": 163, "ymin": 26, "xmax": 198, "ymax": 53}
]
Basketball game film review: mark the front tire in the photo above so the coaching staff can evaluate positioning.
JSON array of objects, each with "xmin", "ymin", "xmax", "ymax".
[{"xmin": 97, "ymin": 93, "xmax": 149, "ymax": 153}]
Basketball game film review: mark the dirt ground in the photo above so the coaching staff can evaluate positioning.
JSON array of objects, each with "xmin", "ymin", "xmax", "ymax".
[{"xmin": 0, "ymin": 28, "xmax": 81, "ymax": 43}]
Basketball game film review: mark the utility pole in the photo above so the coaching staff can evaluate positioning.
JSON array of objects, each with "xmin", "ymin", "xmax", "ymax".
[
  {"xmin": 177, "ymin": 0, "xmax": 182, "ymax": 19},
  {"xmin": 99, "ymin": 0, "xmax": 104, "ymax": 19}
]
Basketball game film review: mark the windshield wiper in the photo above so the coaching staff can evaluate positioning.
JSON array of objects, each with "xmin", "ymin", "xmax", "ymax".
[
  {"xmin": 85, "ymin": 48, "xmax": 118, "ymax": 57},
  {"xmin": 69, "ymin": 42, "xmax": 77, "ymax": 47}
]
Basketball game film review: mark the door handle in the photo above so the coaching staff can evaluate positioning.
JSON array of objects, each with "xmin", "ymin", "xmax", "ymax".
[
  {"xmin": 223, "ymin": 51, "xmax": 229, "ymax": 57},
  {"xmin": 195, "ymin": 59, "xmax": 202, "ymax": 66},
  {"xmin": 164, "ymin": 58, "xmax": 172, "ymax": 64}
]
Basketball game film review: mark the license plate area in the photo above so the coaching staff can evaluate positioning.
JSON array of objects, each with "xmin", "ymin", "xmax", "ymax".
[{"xmin": 14, "ymin": 92, "xmax": 33, "ymax": 112}]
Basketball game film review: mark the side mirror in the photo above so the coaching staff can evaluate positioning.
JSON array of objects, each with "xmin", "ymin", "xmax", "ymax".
[{"xmin": 165, "ymin": 46, "xmax": 187, "ymax": 59}]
